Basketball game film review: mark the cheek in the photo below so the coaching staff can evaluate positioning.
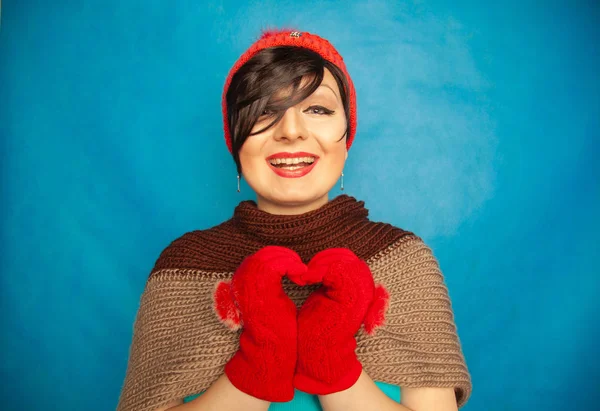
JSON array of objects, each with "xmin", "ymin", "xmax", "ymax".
[
  {"xmin": 313, "ymin": 112, "xmax": 347, "ymax": 145},
  {"xmin": 320, "ymin": 142, "xmax": 347, "ymax": 174},
  {"xmin": 238, "ymin": 139, "xmax": 263, "ymax": 171},
  {"xmin": 318, "ymin": 120, "xmax": 347, "ymax": 157},
  {"xmin": 331, "ymin": 147, "xmax": 348, "ymax": 169}
]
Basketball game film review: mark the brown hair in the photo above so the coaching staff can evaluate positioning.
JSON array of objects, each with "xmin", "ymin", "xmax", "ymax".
[{"xmin": 225, "ymin": 46, "xmax": 351, "ymax": 174}]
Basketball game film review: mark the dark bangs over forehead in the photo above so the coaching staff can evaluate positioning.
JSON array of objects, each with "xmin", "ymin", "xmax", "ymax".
[{"xmin": 226, "ymin": 46, "xmax": 350, "ymax": 173}]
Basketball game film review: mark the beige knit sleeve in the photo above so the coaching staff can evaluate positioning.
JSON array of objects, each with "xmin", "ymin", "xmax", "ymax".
[
  {"xmin": 358, "ymin": 234, "xmax": 472, "ymax": 407},
  {"xmin": 116, "ymin": 269, "xmax": 237, "ymax": 411}
]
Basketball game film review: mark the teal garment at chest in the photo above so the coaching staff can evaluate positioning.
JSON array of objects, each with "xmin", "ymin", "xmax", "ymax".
[{"xmin": 184, "ymin": 382, "xmax": 400, "ymax": 409}]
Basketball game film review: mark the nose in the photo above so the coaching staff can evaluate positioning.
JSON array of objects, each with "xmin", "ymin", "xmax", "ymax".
[{"xmin": 273, "ymin": 107, "xmax": 308, "ymax": 143}]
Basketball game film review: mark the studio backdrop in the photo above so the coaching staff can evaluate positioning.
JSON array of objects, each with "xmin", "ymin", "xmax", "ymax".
[{"xmin": 1, "ymin": 1, "xmax": 598, "ymax": 410}]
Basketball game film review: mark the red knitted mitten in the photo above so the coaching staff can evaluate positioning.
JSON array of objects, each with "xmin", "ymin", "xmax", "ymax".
[
  {"xmin": 289, "ymin": 248, "xmax": 390, "ymax": 395},
  {"xmin": 213, "ymin": 246, "xmax": 308, "ymax": 402}
]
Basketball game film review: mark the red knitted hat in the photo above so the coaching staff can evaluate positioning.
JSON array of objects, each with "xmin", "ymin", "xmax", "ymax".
[{"xmin": 222, "ymin": 28, "xmax": 357, "ymax": 154}]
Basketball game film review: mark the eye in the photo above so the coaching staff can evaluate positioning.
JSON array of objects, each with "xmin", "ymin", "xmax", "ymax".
[{"xmin": 305, "ymin": 105, "xmax": 335, "ymax": 115}]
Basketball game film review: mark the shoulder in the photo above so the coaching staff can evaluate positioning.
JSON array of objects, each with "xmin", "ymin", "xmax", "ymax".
[
  {"xmin": 356, "ymin": 209, "xmax": 441, "ymax": 272},
  {"xmin": 365, "ymin": 225, "xmax": 438, "ymax": 268},
  {"xmin": 372, "ymin": 227, "xmax": 431, "ymax": 259},
  {"xmin": 331, "ymin": 196, "xmax": 433, "ymax": 262},
  {"xmin": 355, "ymin": 214, "xmax": 428, "ymax": 262},
  {"xmin": 364, "ymin": 223, "xmax": 447, "ymax": 287}
]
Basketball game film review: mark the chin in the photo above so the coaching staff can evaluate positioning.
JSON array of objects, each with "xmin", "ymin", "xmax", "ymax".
[{"xmin": 268, "ymin": 184, "xmax": 334, "ymax": 206}]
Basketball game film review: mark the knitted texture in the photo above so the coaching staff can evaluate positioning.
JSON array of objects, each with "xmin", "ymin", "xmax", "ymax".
[
  {"xmin": 222, "ymin": 28, "xmax": 357, "ymax": 153},
  {"xmin": 289, "ymin": 248, "xmax": 390, "ymax": 395},
  {"xmin": 214, "ymin": 246, "xmax": 307, "ymax": 402},
  {"xmin": 116, "ymin": 195, "xmax": 472, "ymax": 411}
]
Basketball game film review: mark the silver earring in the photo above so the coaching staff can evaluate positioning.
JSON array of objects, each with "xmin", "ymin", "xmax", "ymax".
[
  {"xmin": 341, "ymin": 171, "xmax": 344, "ymax": 191},
  {"xmin": 237, "ymin": 174, "xmax": 241, "ymax": 193}
]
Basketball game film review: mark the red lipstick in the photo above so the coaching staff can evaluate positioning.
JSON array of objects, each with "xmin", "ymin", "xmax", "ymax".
[
  {"xmin": 266, "ymin": 152, "xmax": 319, "ymax": 179},
  {"xmin": 266, "ymin": 152, "xmax": 318, "ymax": 160}
]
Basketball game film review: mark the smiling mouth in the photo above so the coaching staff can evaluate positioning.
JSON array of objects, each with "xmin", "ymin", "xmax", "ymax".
[
  {"xmin": 268, "ymin": 156, "xmax": 316, "ymax": 170},
  {"xmin": 266, "ymin": 156, "xmax": 319, "ymax": 178}
]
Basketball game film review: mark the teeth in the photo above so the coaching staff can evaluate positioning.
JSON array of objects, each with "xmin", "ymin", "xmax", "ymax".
[{"xmin": 269, "ymin": 156, "xmax": 315, "ymax": 166}]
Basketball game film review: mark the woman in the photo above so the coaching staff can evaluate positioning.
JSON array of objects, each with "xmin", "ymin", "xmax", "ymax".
[{"xmin": 117, "ymin": 29, "xmax": 472, "ymax": 411}]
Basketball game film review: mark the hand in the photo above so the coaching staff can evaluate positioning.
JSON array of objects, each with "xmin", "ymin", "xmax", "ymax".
[
  {"xmin": 291, "ymin": 248, "xmax": 390, "ymax": 395},
  {"xmin": 213, "ymin": 246, "xmax": 308, "ymax": 402}
]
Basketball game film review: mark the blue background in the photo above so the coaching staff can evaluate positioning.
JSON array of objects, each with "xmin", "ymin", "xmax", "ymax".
[{"xmin": 1, "ymin": 1, "xmax": 598, "ymax": 410}]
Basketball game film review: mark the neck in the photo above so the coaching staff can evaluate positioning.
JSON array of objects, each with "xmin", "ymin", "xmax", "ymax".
[{"xmin": 256, "ymin": 193, "xmax": 329, "ymax": 215}]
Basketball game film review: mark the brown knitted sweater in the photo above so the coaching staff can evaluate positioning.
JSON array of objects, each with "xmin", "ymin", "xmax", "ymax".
[{"xmin": 117, "ymin": 195, "xmax": 472, "ymax": 410}]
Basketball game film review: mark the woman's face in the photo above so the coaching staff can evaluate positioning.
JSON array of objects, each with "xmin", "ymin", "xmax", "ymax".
[{"xmin": 238, "ymin": 68, "xmax": 348, "ymax": 215}]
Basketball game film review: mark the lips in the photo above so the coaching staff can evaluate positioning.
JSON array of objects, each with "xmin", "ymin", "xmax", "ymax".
[{"xmin": 266, "ymin": 152, "xmax": 319, "ymax": 179}]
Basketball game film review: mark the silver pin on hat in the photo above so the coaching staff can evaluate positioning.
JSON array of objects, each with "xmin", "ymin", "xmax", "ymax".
[{"xmin": 290, "ymin": 31, "xmax": 302, "ymax": 38}]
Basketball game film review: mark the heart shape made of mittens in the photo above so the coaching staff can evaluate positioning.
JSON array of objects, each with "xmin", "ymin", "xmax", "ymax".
[{"xmin": 213, "ymin": 247, "xmax": 389, "ymax": 336}]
